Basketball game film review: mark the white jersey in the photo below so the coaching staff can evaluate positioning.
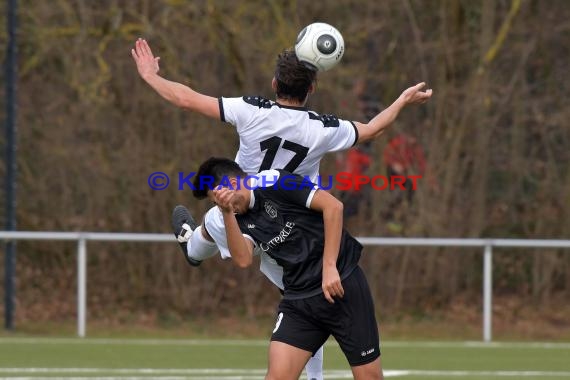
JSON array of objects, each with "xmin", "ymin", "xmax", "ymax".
[
  {"xmin": 219, "ymin": 96, "xmax": 358, "ymax": 180},
  {"xmin": 205, "ymin": 96, "xmax": 359, "ymax": 288}
]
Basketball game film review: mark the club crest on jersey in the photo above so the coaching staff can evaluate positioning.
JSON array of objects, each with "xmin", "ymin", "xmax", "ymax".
[{"xmin": 264, "ymin": 201, "xmax": 277, "ymax": 219}]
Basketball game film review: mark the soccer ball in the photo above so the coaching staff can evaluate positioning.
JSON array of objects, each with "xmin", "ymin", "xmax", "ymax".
[{"xmin": 295, "ymin": 22, "xmax": 345, "ymax": 72}]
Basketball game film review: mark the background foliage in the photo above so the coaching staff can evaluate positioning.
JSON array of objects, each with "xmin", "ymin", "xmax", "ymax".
[{"xmin": 0, "ymin": 0, "xmax": 568, "ymax": 333}]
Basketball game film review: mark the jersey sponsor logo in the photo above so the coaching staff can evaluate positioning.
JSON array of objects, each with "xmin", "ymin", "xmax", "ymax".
[
  {"xmin": 264, "ymin": 201, "xmax": 278, "ymax": 219},
  {"xmin": 260, "ymin": 221, "xmax": 295, "ymax": 252},
  {"xmin": 360, "ymin": 348, "xmax": 375, "ymax": 357}
]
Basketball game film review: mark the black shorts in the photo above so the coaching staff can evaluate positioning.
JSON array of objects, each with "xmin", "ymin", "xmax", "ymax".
[{"xmin": 270, "ymin": 266, "xmax": 380, "ymax": 366}]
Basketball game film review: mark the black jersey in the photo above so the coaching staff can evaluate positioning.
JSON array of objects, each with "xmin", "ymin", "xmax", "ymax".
[{"xmin": 236, "ymin": 169, "xmax": 363, "ymax": 300}]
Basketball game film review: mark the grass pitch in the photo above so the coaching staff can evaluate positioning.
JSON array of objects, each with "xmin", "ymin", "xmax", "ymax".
[{"xmin": 1, "ymin": 338, "xmax": 569, "ymax": 379}]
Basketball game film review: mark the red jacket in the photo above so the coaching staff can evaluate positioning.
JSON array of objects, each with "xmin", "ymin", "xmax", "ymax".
[{"xmin": 383, "ymin": 134, "xmax": 426, "ymax": 175}]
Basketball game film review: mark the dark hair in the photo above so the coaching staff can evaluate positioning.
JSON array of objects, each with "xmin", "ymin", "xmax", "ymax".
[
  {"xmin": 274, "ymin": 49, "xmax": 317, "ymax": 103},
  {"xmin": 192, "ymin": 157, "xmax": 247, "ymax": 199}
]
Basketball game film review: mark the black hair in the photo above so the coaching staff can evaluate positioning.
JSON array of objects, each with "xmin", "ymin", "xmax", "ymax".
[
  {"xmin": 192, "ymin": 157, "xmax": 247, "ymax": 199},
  {"xmin": 274, "ymin": 48, "xmax": 317, "ymax": 103}
]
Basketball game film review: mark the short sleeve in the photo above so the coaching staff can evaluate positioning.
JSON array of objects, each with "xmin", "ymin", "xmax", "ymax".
[
  {"xmin": 270, "ymin": 170, "xmax": 318, "ymax": 209},
  {"xmin": 218, "ymin": 96, "xmax": 255, "ymax": 132},
  {"xmin": 324, "ymin": 119, "xmax": 359, "ymax": 152}
]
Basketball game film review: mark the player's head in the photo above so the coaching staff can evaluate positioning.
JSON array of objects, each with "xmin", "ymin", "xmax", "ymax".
[
  {"xmin": 193, "ymin": 157, "xmax": 250, "ymax": 213},
  {"xmin": 193, "ymin": 157, "xmax": 247, "ymax": 199},
  {"xmin": 273, "ymin": 48, "xmax": 317, "ymax": 104}
]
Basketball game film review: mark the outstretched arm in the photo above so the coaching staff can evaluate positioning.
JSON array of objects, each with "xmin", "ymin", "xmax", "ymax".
[
  {"xmin": 355, "ymin": 82, "xmax": 433, "ymax": 142},
  {"xmin": 309, "ymin": 189, "xmax": 345, "ymax": 304},
  {"xmin": 131, "ymin": 38, "xmax": 220, "ymax": 119}
]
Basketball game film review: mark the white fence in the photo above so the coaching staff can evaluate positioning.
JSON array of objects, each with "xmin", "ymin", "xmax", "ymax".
[{"xmin": 1, "ymin": 231, "xmax": 570, "ymax": 341}]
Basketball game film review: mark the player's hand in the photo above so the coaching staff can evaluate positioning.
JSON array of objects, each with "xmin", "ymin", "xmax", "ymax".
[
  {"xmin": 213, "ymin": 187, "xmax": 235, "ymax": 214},
  {"xmin": 131, "ymin": 38, "xmax": 160, "ymax": 80},
  {"xmin": 400, "ymin": 82, "xmax": 433, "ymax": 105},
  {"xmin": 322, "ymin": 264, "xmax": 344, "ymax": 304}
]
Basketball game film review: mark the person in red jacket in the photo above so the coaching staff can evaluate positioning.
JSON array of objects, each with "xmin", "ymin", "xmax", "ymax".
[
  {"xmin": 336, "ymin": 142, "xmax": 373, "ymax": 218},
  {"xmin": 382, "ymin": 133, "xmax": 430, "ymax": 232},
  {"xmin": 335, "ymin": 80, "xmax": 381, "ymax": 219},
  {"xmin": 383, "ymin": 133, "xmax": 426, "ymax": 202}
]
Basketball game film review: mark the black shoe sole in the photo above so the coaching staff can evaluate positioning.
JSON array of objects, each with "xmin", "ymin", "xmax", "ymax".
[{"xmin": 171, "ymin": 205, "xmax": 201, "ymax": 267}]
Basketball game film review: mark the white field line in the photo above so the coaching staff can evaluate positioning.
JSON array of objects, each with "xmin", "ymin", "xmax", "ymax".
[
  {"xmin": 0, "ymin": 369, "xmax": 270, "ymax": 374},
  {"xmin": 0, "ymin": 338, "xmax": 266, "ymax": 347},
  {"xmin": 0, "ymin": 378, "xmax": 267, "ymax": 380},
  {"xmin": 0, "ymin": 338, "xmax": 569, "ymax": 349},
  {"xmin": 2, "ymin": 369, "xmax": 570, "ymax": 379},
  {"xmin": 391, "ymin": 370, "xmax": 570, "ymax": 377}
]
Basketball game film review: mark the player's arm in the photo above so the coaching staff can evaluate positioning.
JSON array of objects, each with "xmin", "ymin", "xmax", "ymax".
[
  {"xmin": 212, "ymin": 188, "xmax": 254, "ymax": 268},
  {"xmin": 355, "ymin": 82, "xmax": 432, "ymax": 142},
  {"xmin": 221, "ymin": 210, "xmax": 254, "ymax": 268},
  {"xmin": 131, "ymin": 38, "xmax": 220, "ymax": 119},
  {"xmin": 271, "ymin": 172, "xmax": 343, "ymax": 303},
  {"xmin": 308, "ymin": 189, "xmax": 345, "ymax": 304}
]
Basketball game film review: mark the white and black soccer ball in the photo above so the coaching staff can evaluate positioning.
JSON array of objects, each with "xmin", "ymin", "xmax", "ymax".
[{"xmin": 295, "ymin": 22, "xmax": 345, "ymax": 72}]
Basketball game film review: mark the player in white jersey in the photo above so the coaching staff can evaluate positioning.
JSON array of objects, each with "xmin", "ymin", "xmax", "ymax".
[
  {"xmin": 132, "ymin": 37, "xmax": 431, "ymax": 380},
  {"xmin": 132, "ymin": 37, "xmax": 431, "ymax": 263},
  {"xmin": 220, "ymin": 95, "xmax": 357, "ymax": 182}
]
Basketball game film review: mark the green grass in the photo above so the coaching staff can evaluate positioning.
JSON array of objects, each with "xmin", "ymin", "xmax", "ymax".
[{"xmin": 0, "ymin": 338, "xmax": 569, "ymax": 379}]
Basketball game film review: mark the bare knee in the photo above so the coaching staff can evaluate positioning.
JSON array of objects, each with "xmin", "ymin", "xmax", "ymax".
[
  {"xmin": 266, "ymin": 341, "xmax": 311, "ymax": 380},
  {"xmin": 265, "ymin": 361, "xmax": 304, "ymax": 380},
  {"xmin": 353, "ymin": 369, "xmax": 383, "ymax": 380},
  {"xmin": 265, "ymin": 371, "xmax": 297, "ymax": 380},
  {"xmin": 352, "ymin": 357, "xmax": 383, "ymax": 380}
]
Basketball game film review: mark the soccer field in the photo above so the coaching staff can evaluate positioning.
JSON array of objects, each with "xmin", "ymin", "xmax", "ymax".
[{"xmin": 1, "ymin": 338, "xmax": 569, "ymax": 379}]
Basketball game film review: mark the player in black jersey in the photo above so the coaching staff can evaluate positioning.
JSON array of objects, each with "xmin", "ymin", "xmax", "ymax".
[{"xmin": 193, "ymin": 157, "xmax": 383, "ymax": 380}]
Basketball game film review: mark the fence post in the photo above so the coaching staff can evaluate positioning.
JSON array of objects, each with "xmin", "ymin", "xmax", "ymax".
[
  {"xmin": 483, "ymin": 244, "xmax": 493, "ymax": 342},
  {"xmin": 77, "ymin": 237, "xmax": 87, "ymax": 338},
  {"xmin": 4, "ymin": 0, "xmax": 19, "ymax": 333}
]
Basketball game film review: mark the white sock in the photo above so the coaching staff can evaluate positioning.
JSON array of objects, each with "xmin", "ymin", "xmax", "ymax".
[
  {"xmin": 304, "ymin": 345, "xmax": 324, "ymax": 380},
  {"xmin": 187, "ymin": 225, "xmax": 218, "ymax": 261}
]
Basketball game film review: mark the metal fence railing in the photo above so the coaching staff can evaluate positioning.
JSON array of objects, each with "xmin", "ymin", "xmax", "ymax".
[{"xmin": 1, "ymin": 231, "xmax": 569, "ymax": 341}]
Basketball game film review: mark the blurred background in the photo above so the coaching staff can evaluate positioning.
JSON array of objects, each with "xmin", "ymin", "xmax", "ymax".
[{"xmin": 0, "ymin": 0, "xmax": 569, "ymax": 341}]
